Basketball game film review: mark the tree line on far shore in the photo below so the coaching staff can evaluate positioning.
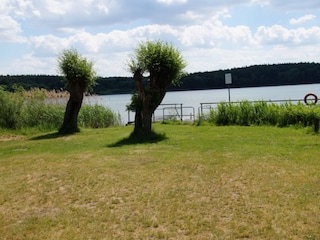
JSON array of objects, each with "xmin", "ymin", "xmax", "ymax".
[{"xmin": 1, "ymin": 62, "xmax": 320, "ymax": 95}]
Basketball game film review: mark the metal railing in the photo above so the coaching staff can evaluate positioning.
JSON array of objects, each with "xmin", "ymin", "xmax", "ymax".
[
  {"xmin": 127, "ymin": 99, "xmax": 310, "ymax": 124},
  {"xmin": 161, "ymin": 106, "xmax": 195, "ymax": 122},
  {"xmin": 127, "ymin": 103, "xmax": 196, "ymax": 124},
  {"xmin": 199, "ymin": 99, "xmax": 305, "ymax": 116}
]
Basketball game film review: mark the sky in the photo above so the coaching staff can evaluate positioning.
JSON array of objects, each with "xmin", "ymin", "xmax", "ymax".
[{"xmin": 1, "ymin": 0, "xmax": 320, "ymax": 77}]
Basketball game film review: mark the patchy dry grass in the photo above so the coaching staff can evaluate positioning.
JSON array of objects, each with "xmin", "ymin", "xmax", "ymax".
[{"xmin": 0, "ymin": 125, "xmax": 320, "ymax": 239}]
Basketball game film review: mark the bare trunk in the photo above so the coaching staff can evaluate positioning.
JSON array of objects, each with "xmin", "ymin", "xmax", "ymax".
[
  {"xmin": 133, "ymin": 92, "xmax": 165, "ymax": 135},
  {"xmin": 59, "ymin": 82, "xmax": 84, "ymax": 134},
  {"xmin": 141, "ymin": 104, "xmax": 153, "ymax": 135},
  {"xmin": 133, "ymin": 97, "xmax": 153, "ymax": 135},
  {"xmin": 133, "ymin": 108, "xmax": 143, "ymax": 135},
  {"xmin": 132, "ymin": 69, "xmax": 167, "ymax": 136}
]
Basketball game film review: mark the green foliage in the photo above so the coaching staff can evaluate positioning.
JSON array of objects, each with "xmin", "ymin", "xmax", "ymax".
[
  {"xmin": 58, "ymin": 48, "xmax": 97, "ymax": 92},
  {"xmin": 0, "ymin": 89, "xmax": 119, "ymax": 131},
  {"xmin": 128, "ymin": 40, "xmax": 187, "ymax": 86},
  {"xmin": 0, "ymin": 88, "xmax": 24, "ymax": 129},
  {"xmin": 207, "ymin": 100, "xmax": 320, "ymax": 127},
  {"xmin": 20, "ymin": 99, "xmax": 65, "ymax": 130},
  {"xmin": 126, "ymin": 92, "xmax": 142, "ymax": 112},
  {"xmin": 79, "ymin": 105, "xmax": 121, "ymax": 128}
]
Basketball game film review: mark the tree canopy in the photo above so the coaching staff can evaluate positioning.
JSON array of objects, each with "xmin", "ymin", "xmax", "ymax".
[
  {"xmin": 58, "ymin": 48, "xmax": 97, "ymax": 93},
  {"xmin": 128, "ymin": 40, "xmax": 187, "ymax": 86}
]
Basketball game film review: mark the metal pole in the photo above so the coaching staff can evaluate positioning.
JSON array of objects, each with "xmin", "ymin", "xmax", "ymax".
[{"xmin": 228, "ymin": 86, "xmax": 231, "ymax": 103}]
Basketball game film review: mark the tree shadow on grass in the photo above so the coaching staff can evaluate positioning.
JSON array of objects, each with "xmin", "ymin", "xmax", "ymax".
[
  {"xmin": 108, "ymin": 131, "xmax": 167, "ymax": 147},
  {"xmin": 30, "ymin": 132, "xmax": 72, "ymax": 140}
]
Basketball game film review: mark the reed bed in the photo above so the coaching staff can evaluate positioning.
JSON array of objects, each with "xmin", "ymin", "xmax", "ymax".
[
  {"xmin": 206, "ymin": 100, "xmax": 320, "ymax": 127},
  {"xmin": 0, "ymin": 88, "xmax": 120, "ymax": 130}
]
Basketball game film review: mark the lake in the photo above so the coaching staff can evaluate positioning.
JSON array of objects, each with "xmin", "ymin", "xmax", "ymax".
[{"xmin": 85, "ymin": 83, "xmax": 320, "ymax": 124}]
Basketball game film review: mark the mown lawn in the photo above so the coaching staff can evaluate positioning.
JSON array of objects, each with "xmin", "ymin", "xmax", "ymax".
[{"xmin": 0, "ymin": 124, "xmax": 320, "ymax": 239}]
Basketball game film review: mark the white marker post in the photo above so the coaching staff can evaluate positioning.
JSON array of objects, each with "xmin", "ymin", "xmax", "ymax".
[{"xmin": 225, "ymin": 73, "xmax": 232, "ymax": 102}]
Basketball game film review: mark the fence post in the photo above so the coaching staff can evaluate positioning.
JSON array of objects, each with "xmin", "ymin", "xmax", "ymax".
[{"xmin": 314, "ymin": 117, "xmax": 319, "ymax": 133}]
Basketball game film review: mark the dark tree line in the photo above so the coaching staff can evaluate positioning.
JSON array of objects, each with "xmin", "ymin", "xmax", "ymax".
[
  {"xmin": 1, "ymin": 62, "xmax": 320, "ymax": 94},
  {"xmin": 168, "ymin": 62, "xmax": 320, "ymax": 91}
]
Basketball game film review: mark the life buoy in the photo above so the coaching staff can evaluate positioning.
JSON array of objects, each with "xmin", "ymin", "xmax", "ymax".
[{"xmin": 304, "ymin": 93, "xmax": 318, "ymax": 105}]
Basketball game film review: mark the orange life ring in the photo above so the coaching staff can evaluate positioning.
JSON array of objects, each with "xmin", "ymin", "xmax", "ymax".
[{"xmin": 304, "ymin": 93, "xmax": 318, "ymax": 105}]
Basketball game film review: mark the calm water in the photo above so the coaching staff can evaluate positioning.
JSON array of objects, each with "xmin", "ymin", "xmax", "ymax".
[{"xmin": 85, "ymin": 83, "xmax": 320, "ymax": 124}]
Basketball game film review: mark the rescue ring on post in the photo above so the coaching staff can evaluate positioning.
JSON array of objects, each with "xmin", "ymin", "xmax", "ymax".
[{"xmin": 304, "ymin": 93, "xmax": 318, "ymax": 105}]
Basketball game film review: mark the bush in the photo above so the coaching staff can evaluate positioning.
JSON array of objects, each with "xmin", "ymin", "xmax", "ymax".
[{"xmin": 207, "ymin": 100, "xmax": 320, "ymax": 127}]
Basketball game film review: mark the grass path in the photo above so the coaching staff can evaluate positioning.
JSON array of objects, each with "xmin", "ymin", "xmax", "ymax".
[{"xmin": 1, "ymin": 125, "xmax": 320, "ymax": 239}]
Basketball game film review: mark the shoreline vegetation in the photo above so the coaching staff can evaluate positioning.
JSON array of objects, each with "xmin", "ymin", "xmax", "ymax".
[
  {"xmin": 0, "ymin": 88, "xmax": 121, "ymax": 131},
  {"xmin": 1, "ymin": 87, "xmax": 320, "ymax": 130},
  {"xmin": 1, "ymin": 62, "xmax": 320, "ymax": 95}
]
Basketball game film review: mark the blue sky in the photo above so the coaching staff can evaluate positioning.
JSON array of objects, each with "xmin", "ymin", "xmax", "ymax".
[{"xmin": 1, "ymin": 0, "xmax": 320, "ymax": 77}]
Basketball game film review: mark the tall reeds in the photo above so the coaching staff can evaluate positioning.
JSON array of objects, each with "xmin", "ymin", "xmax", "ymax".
[
  {"xmin": 207, "ymin": 100, "xmax": 320, "ymax": 127},
  {"xmin": 0, "ymin": 88, "xmax": 120, "ymax": 130}
]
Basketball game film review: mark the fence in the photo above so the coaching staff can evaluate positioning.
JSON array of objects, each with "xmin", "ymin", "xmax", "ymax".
[
  {"xmin": 127, "ymin": 103, "xmax": 195, "ymax": 124},
  {"xmin": 199, "ymin": 99, "xmax": 306, "ymax": 116},
  {"xmin": 127, "ymin": 99, "xmax": 310, "ymax": 125}
]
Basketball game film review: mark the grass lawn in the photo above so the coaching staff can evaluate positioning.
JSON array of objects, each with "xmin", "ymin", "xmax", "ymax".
[{"xmin": 0, "ymin": 124, "xmax": 320, "ymax": 239}]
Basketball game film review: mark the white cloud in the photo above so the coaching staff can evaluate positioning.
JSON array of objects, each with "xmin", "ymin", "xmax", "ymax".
[
  {"xmin": 8, "ymin": 53, "xmax": 57, "ymax": 75},
  {"xmin": 20, "ymin": 17, "xmax": 320, "ymax": 76},
  {"xmin": 0, "ymin": 15, "xmax": 25, "ymax": 42},
  {"xmin": 29, "ymin": 35, "xmax": 69, "ymax": 57},
  {"xmin": 267, "ymin": 0, "xmax": 320, "ymax": 10},
  {"xmin": 255, "ymin": 25, "xmax": 320, "ymax": 46},
  {"xmin": 256, "ymin": 25, "xmax": 292, "ymax": 45},
  {"xmin": 290, "ymin": 14, "xmax": 316, "ymax": 25},
  {"xmin": 1, "ymin": 0, "xmax": 320, "ymax": 76},
  {"xmin": 157, "ymin": 0, "xmax": 187, "ymax": 5},
  {"xmin": 250, "ymin": 0, "xmax": 270, "ymax": 7}
]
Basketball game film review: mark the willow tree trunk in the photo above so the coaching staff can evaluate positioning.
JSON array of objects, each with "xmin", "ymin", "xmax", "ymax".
[
  {"xmin": 141, "ymin": 96, "xmax": 154, "ymax": 135},
  {"xmin": 59, "ymin": 82, "xmax": 84, "ymax": 134},
  {"xmin": 133, "ymin": 90, "xmax": 166, "ymax": 136},
  {"xmin": 132, "ymin": 70, "xmax": 168, "ymax": 136},
  {"xmin": 133, "ymin": 108, "xmax": 143, "ymax": 135},
  {"xmin": 133, "ymin": 97, "xmax": 153, "ymax": 135}
]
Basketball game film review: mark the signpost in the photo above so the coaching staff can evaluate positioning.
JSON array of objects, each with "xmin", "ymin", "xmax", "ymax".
[{"xmin": 225, "ymin": 73, "xmax": 232, "ymax": 102}]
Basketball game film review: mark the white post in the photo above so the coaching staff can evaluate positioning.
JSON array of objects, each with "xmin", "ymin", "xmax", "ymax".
[{"xmin": 225, "ymin": 73, "xmax": 232, "ymax": 103}]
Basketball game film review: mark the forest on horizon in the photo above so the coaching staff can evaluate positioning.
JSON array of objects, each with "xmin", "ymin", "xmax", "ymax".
[{"xmin": 1, "ymin": 62, "xmax": 320, "ymax": 95}]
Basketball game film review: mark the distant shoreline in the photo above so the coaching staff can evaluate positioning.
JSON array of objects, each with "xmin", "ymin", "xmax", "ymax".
[{"xmin": 1, "ymin": 62, "xmax": 320, "ymax": 95}]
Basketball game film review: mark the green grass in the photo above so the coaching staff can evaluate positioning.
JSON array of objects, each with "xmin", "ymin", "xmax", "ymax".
[{"xmin": 1, "ymin": 124, "xmax": 320, "ymax": 239}]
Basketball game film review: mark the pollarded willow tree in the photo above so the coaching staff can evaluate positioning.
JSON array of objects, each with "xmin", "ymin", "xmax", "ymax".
[
  {"xmin": 127, "ymin": 40, "xmax": 187, "ymax": 135},
  {"xmin": 58, "ymin": 48, "xmax": 97, "ymax": 134}
]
